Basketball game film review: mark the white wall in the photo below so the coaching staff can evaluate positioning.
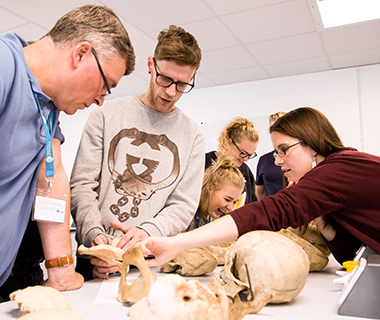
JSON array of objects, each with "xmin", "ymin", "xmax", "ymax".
[{"xmin": 60, "ymin": 63, "xmax": 380, "ymax": 177}]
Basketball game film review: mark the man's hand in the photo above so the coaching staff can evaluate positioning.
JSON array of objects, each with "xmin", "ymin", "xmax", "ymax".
[
  {"xmin": 43, "ymin": 266, "xmax": 84, "ymax": 291},
  {"xmin": 111, "ymin": 222, "xmax": 150, "ymax": 251},
  {"xmin": 90, "ymin": 234, "xmax": 120, "ymax": 280}
]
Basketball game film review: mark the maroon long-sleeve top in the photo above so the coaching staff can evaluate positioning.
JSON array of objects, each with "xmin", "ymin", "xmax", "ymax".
[{"xmin": 230, "ymin": 148, "xmax": 380, "ymax": 264}]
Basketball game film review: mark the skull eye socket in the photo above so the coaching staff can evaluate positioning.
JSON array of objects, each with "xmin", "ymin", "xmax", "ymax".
[{"xmin": 183, "ymin": 295, "xmax": 191, "ymax": 302}]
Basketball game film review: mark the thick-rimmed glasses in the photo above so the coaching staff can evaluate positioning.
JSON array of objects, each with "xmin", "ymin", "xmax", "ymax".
[
  {"xmin": 232, "ymin": 140, "xmax": 257, "ymax": 160},
  {"xmin": 153, "ymin": 58, "xmax": 195, "ymax": 93},
  {"xmin": 91, "ymin": 48, "xmax": 111, "ymax": 99},
  {"xmin": 273, "ymin": 141, "xmax": 303, "ymax": 158}
]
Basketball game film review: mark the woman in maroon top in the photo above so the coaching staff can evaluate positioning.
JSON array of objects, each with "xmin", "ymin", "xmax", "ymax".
[{"xmin": 133, "ymin": 107, "xmax": 380, "ymax": 266}]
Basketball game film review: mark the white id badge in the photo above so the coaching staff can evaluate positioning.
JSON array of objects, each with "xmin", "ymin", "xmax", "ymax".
[{"xmin": 33, "ymin": 188, "xmax": 67, "ymax": 223}]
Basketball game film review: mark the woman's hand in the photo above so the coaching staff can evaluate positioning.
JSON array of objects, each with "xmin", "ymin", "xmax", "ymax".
[{"xmin": 139, "ymin": 236, "xmax": 182, "ymax": 267}]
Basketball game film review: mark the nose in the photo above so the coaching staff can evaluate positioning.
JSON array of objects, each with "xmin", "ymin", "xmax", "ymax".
[
  {"xmin": 226, "ymin": 202, "xmax": 235, "ymax": 211},
  {"xmin": 94, "ymin": 96, "xmax": 104, "ymax": 107},
  {"xmin": 165, "ymin": 83, "xmax": 177, "ymax": 97},
  {"xmin": 241, "ymin": 156, "xmax": 249, "ymax": 163},
  {"xmin": 274, "ymin": 155, "xmax": 283, "ymax": 166}
]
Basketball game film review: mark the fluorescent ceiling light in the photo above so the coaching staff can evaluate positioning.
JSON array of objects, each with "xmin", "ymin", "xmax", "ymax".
[{"xmin": 317, "ymin": 0, "xmax": 380, "ymax": 28}]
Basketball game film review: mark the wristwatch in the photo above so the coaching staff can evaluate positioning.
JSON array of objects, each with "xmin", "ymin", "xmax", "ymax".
[{"xmin": 45, "ymin": 255, "xmax": 73, "ymax": 269}]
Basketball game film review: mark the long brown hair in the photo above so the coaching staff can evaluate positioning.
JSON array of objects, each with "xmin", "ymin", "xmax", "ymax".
[{"xmin": 270, "ymin": 107, "xmax": 345, "ymax": 157}]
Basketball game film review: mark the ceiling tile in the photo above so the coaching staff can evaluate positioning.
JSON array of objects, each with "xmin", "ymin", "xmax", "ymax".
[
  {"xmin": 0, "ymin": 0, "xmax": 101, "ymax": 30},
  {"xmin": 0, "ymin": 7, "xmax": 27, "ymax": 33},
  {"xmin": 193, "ymin": 73, "xmax": 217, "ymax": 88},
  {"xmin": 179, "ymin": 18, "xmax": 239, "ymax": 52},
  {"xmin": 200, "ymin": 46, "xmax": 258, "ymax": 73},
  {"xmin": 264, "ymin": 56, "xmax": 330, "ymax": 77},
  {"xmin": 206, "ymin": 66, "xmax": 269, "ymax": 85},
  {"xmin": 101, "ymin": 0, "xmax": 214, "ymax": 34},
  {"xmin": 117, "ymin": 18, "xmax": 156, "ymax": 65},
  {"xmin": 247, "ymin": 32, "xmax": 325, "ymax": 64},
  {"xmin": 221, "ymin": 0, "xmax": 316, "ymax": 44},
  {"xmin": 321, "ymin": 20, "xmax": 380, "ymax": 54},
  {"xmin": 1, "ymin": 0, "xmax": 379, "ymax": 94},
  {"xmin": 329, "ymin": 48, "xmax": 380, "ymax": 69},
  {"xmin": 204, "ymin": 0, "xmax": 289, "ymax": 16}
]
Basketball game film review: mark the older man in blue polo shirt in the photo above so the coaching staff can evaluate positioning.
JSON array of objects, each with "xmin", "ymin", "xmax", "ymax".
[{"xmin": 0, "ymin": 5, "xmax": 135, "ymax": 301}]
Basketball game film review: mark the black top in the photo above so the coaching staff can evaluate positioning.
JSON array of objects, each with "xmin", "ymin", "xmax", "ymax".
[{"xmin": 205, "ymin": 151, "xmax": 258, "ymax": 205}]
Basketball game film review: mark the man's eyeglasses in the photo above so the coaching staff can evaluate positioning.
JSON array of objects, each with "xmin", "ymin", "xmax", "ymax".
[
  {"xmin": 273, "ymin": 141, "xmax": 303, "ymax": 158},
  {"xmin": 91, "ymin": 48, "xmax": 111, "ymax": 99},
  {"xmin": 153, "ymin": 58, "xmax": 195, "ymax": 94},
  {"xmin": 232, "ymin": 140, "xmax": 257, "ymax": 160}
]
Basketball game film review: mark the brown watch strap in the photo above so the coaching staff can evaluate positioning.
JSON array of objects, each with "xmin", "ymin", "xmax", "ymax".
[{"xmin": 45, "ymin": 255, "xmax": 73, "ymax": 269}]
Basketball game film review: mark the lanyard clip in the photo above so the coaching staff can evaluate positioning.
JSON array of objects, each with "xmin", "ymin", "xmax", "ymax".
[{"xmin": 46, "ymin": 177, "xmax": 55, "ymax": 192}]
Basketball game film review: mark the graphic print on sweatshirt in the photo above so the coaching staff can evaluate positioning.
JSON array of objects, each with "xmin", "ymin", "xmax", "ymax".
[{"xmin": 108, "ymin": 128, "xmax": 179, "ymax": 222}]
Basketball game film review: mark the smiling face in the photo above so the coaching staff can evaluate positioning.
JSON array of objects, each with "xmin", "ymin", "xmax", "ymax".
[
  {"xmin": 271, "ymin": 131, "xmax": 315, "ymax": 183},
  {"xmin": 145, "ymin": 57, "xmax": 196, "ymax": 113},
  {"xmin": 208, "ymin": 181, "xmax": 242, "ymax": 219},
  {"xmin": 225, "ymin": 137, "xmax": 258, "ymax": 168}
]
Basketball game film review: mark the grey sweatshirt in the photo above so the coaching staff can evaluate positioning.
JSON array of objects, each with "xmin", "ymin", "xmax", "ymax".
[{"xmin": 70, "ymin": 96, "xmax": 205, "ymax": 247}]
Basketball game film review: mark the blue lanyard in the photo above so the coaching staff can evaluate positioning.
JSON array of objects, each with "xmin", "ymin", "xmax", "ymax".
[{"xmin": 33, "ymin": 92, "xmax": 55, "ymax": 178}]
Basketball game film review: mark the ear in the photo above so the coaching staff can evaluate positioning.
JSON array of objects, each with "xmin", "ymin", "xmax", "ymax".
[
  {"xmin": 72, "ymin": 41, "xmax": 92, "ymax": 69},
  {"xmin": 190, "ymin": 70, "xmax": 197, "ymax": 81},
  {"xmin": 208, "ymin": 184, "xmax": 215, "ymax": 192},
  {"xmin": 147, "ymin": 56, "xmax": 154, "ymax": 74}
]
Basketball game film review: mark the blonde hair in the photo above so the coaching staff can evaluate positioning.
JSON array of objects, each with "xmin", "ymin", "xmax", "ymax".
[
  {"xmin": 198, "ymin": 155, "xmax": 244, "ymax": 219},
  {"xmin": 269, "ymin": 112, "xmax": 286, "ymax": 124},
  {"xmin": 217, "ymin": 117, "xmax": 259, "ymax": 153}
]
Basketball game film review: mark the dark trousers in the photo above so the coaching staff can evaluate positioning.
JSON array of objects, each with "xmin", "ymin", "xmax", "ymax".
[
  {"xmin": 0, "ymin": 219, "xmax": 44, "ymax": 301},
  {"xmin": 75, "ymin": 256, "xmax": 95, "ymax": 281}
]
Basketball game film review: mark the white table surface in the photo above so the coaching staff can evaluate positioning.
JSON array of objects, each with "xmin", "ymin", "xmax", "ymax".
[{"xmin": 0, "ymin": 257, "xmax": 374, "ymax": 320}]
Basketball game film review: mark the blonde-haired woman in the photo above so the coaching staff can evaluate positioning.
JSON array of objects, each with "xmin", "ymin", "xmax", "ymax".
[
  {"xmin": 205, "ymin": 117, "xmax": 259, "ymax": 205},
  {"xmin": 187, "ymin": 155, "xmax": 245, "ymax": 231}
]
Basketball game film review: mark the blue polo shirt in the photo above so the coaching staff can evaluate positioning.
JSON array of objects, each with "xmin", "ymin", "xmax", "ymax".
[
  {"xmin": 0, "ymin": 32, "xmax": 64, "ymax": 286},
  {"xmin": 255, "ymin": 151, "xmax": 284, "ymax": 197}
]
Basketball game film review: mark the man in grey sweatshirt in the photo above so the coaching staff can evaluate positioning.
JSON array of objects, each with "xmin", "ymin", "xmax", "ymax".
[{"xmin": 70, "ymin": 25, "xmax": 205, "ymax": 280}]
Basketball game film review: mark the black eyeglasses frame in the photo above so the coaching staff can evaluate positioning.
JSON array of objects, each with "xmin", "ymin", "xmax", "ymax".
[
  {"xmin": 232, "ymin": 140, "xmax": 257, "ymax": 160},
  {"xmin": 91, "ymin": 48, "xmax": 111, "ymax": 99},
  {"xmin": 273, "ymin": 141, "xmax": 303, "ymax": 158},
  {"xmin": 152, "ymin": 57, "xmax": 195, "ymax": 94}
]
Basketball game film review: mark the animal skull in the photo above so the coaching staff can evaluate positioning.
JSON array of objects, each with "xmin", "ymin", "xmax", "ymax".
[
  {"xmin": 118, "ymin": 245, "xmax": 157, "ymax": 303},
  {"xmin": 10, "ymin": 286, "xmax": 84, "ymax": 319},
  {"xmin": 201, "ymin": 243, "xmax": 232, "ymax": 265},
  {"xmin": 160, "ymin": 247, "xmax": 218, "ymax": 276},
  {"xmin": 10, "ymin": 286, "xmax": 71, "ymax": 312},
  {"xmin": 208, "ymin": 231, "xmax": 310, "ymax": 318},
  {"xmin": 160, "ymin": 243, "xmax": 232, "ymax": 276},
  {"xmin": 128, "ymin": 274, "xmax": 228, "ymax": 320}
]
